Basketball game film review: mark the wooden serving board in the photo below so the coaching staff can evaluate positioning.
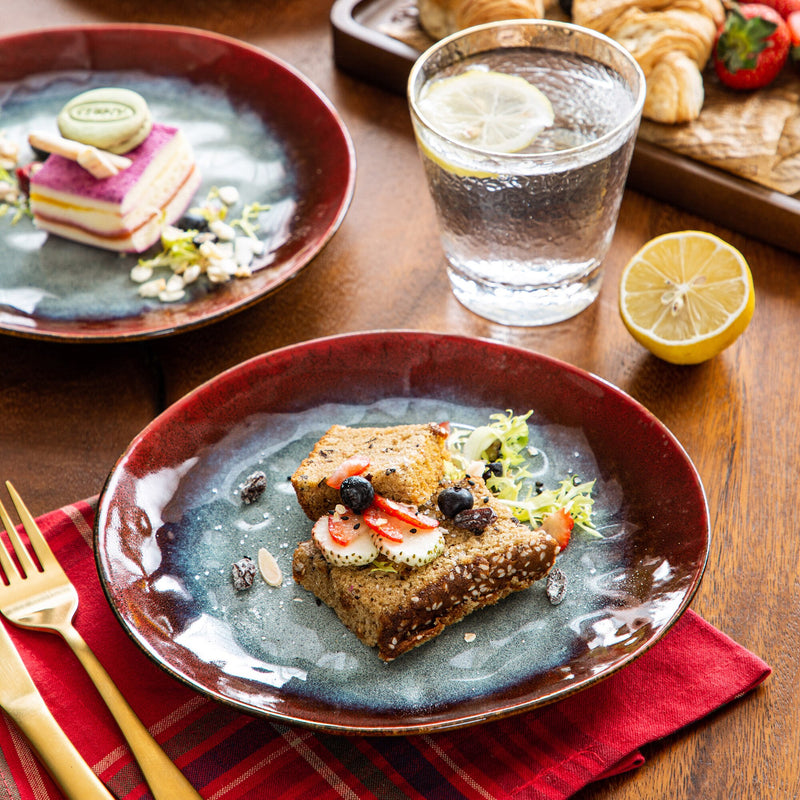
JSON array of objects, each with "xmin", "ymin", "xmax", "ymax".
[{"xmin": 331, "ymin": 0, "xmax": 800, "ymax": 255}]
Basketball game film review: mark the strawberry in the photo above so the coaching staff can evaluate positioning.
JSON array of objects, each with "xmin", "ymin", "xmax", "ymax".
[
  {"xmin": 363, "ymin": 506, "xmax": 411, "ymax": 542},
  {"xmin": 753, "ymin": 0, "xmax": 800, "ymax": 17},
  {"xmin": 541, "ymin": 508, "xmax": 574, "ymax": 550},
  {"xmin": 714, "ymin": 4, "xmax": 791, "ymax": 89},
  {"xmin": 325, "ymin": 455, "xmax": 370, "ymax": 489},
  {"xmin": 372, "ymin": 493, "xmax": 439, "ymax": 529},
  {"xmin": 362, "ymin": 501, "xmax": 446, "ymax": 565},
  {"xmin": 788, "ymin": 10, "xmax": 800, "ymax": 60},
  {"xmin": 14, "ymin": 162, "xmax": 41, "ymax": 197},
  {"xmin": 327, "ymin": 509, "xmax": 362, "ymax": 546}
]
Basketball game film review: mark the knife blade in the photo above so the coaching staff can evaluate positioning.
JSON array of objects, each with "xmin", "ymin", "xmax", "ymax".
[{"xmin": 0, "ymin": 620, "xmax": 116, "ymax": 799}]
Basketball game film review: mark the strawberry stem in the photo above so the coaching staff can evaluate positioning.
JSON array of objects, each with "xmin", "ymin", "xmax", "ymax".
[{"xmin": 717, "ymin": 9, "xmax": 778, "ymax": 73}]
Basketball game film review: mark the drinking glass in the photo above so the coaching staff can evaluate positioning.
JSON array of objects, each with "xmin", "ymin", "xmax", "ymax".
[{"xmin": 408, "ymin": 20, "xmax": 646, "ymax": 326}]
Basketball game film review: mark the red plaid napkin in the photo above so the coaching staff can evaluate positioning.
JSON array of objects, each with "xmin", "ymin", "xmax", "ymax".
[{"xmin": 0, "ymin": 499, "xmax": 771, "ymax": 800}]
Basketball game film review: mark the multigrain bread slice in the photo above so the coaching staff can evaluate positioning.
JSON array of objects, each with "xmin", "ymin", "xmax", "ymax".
[
  {"xmin": 292, "ymin": 475, "xmax": 562, "ymax": 661},
  {"xmin": 291, "ymin": 422, "xmax": 450, "ymax": 520}
]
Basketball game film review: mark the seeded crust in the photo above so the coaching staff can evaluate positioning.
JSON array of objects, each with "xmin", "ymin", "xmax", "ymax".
[
  {"xmin": 292, "ymin": 477, "xmax": 561, "ymax": 661},
  {"xmin": 291, "ymin": 423, "xmax": 450, "ymax": 521}
]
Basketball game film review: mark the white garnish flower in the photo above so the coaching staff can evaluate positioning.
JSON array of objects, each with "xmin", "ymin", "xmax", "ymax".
[
  {"xmin": 234, "ymin": 236, "xmax": 257, "ymax": 268},
  {"xmin": 182, "ymin": 264, "xmax": 201, "ymax": 284},
  {"xmin": 165, "ymin": 273, "xmax": 184, "ymax": 293},
  {"xmin": 158, "ymin": 287, "xmax": 186, "ymax": 303},
  {"xmin": 217, "ymin": 185, "xmax": 240, "ymax": 206},
  {"xmin": 138, "ymin": 278, "xmax": 167, "ymax": 298},
  {"xmin": 130, "ymin": 264, "xmax": 153, "ymax": 283},
  {"xmin": 207, "ymin": 263, "xmax": 232, "ymax": 283},
  {"xmin": 209, "ymin": 219, "xmax": 236, "ymax": 241},
  {"xmin": 127, "ymin": 186, "xmax": 272, "ymax": 303}
]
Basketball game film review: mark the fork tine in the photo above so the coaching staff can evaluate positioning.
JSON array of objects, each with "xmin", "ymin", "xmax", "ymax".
[
  {"xmin": 5, "ymin": 481, "xmax": 55, "ymax": 573},
  {"xmin": 0, "ymin": 500, "xmax": 24, "ymax": 582},
  {"xmin": 0, "ymin": 496, "xmax": 37, "ymax": 580}
]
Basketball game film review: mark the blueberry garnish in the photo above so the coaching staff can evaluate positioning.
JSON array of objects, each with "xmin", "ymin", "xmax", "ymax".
[
  {"xmin": 437, "ymin": 487, "xmax": 474, "ymax": 518},
  {"xmin": 176, "ymin": 209, "xmax": 209, "ymax": 232},
  {"xmin": 339, "ymin": 475, "xmax": 375, "ymax": 514}
]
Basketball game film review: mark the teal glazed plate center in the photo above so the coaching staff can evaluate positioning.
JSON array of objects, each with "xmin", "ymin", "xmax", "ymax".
[{"xmin": 95, "ymin": 331, "xmax": 710, "ymax": 734}]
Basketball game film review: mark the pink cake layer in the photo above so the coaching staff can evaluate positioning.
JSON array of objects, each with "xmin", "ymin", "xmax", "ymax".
[{"xmin": 31, "ymin": 123, "xmax": 179, "ymax": 205}]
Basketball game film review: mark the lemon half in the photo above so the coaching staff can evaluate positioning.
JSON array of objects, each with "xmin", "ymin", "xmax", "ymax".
[
  {"xmin": 417, "ymin": 69, "xmax": 554, "ymax": 155},
  {"xmin": 619, "ymin": 231, "xmax": 754, "ymax": 365}
]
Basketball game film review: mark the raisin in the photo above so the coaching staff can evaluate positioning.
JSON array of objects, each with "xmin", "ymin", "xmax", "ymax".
[
  {"xmin": 453, "ymin": 506, "xmax": 497, "ymax": 534},
  {"xmin": 483, "ymin": 461, "xmax": 503, "ymax": 480},
  {"xmin": 240, "ymin": 471, "xmax": 267, "ymax": 504},
  {"xmin": 231, "ymin": 556, "xmax": 257, "ymax": 590},
  {"xmin": 546, "ymin": 567, "xmax": 567, "ymax": 605}
]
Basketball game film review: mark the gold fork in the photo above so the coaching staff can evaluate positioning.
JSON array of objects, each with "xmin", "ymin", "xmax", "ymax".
[{"xmin": 0, "ymin": 481, "xmax": 202, "ymax": 800}]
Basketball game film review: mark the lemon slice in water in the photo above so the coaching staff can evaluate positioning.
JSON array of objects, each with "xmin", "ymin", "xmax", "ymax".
[
  {"xmin": 619, "ymin": 230, "xmax": 754, "ymax": 365},
  {"xmin": 417, "ymin": 69, "xmax": 554, "ymax": 154}
]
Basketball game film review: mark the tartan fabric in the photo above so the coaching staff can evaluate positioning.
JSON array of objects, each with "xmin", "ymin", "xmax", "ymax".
[{"xmin": 0, "ymin": 499, "xmax": 771, "ymax": 800}]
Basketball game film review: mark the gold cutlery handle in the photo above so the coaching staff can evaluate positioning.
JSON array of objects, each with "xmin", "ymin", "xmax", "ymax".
[
  {"xmin": 62, "ymin": 625, "xmax": 202, "ymax": 800},
  {"xmin": 13, "ymin": 700, "xmax": 116, "ymax": 799}
]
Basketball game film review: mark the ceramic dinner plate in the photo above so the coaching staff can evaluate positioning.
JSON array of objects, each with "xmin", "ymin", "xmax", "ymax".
[
  {"xmin": 0, "ymin": 25, "xmax": 355, "ymax": 341},
  {"xmin": 95, "ymin": 331, "xmax": 710, "ymax": 734}
]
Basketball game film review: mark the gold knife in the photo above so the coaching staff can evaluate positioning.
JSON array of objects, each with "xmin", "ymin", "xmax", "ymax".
[{"xmin": 0, "ymin": 620, "xmax": 116, "ymax": 799}]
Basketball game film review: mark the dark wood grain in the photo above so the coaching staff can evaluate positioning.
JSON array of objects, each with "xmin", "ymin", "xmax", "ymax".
[{"xmin": 1, "ymin": 2, "xmax": 798, "ymax": 798}]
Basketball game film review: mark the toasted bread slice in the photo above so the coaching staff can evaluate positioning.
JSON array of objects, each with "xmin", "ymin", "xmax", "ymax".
[
  {"xmin": 292, "ymin": 476, "xmax": 561, "ymax": 661},
  {"xmin": 291, "ymin": 422, "xmax": 450, "ymax": 521}
]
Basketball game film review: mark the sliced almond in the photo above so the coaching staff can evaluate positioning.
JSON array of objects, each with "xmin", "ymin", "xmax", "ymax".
[{"xmin": 258, "ymin": 547, "xmax": 282, "ymax": 587}]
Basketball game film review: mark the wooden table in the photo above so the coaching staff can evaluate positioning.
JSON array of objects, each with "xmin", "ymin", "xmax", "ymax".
[{"xmin": 1, "ymin": 2, "xmax": 798, "ymax": 798}]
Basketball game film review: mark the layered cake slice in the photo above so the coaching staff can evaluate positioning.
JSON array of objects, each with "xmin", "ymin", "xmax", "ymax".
[
  {"xmin": 291, "ymin": 423, "xmax": 570, "ymax": 661},
  {"xmin": 28, "ymin": 123, "xmax": 200, "ymax": 253}
]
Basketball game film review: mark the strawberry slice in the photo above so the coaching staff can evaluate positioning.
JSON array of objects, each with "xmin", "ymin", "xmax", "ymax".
[
  {"xmin": 541, "ymin": 508, "xmax": 574, "ymax": 550},
  {"xmin": 372, "ymin": 494, "xmax": 439, "ymax": 529},
  {"xmin": 789, "ymin": 10, "xmax": 800, "ymax": 60},
  {"xmin": 363, "ymin": 506, "xmax": 418, "ymax": 542},
  {"xmin": 327, "ymin": 510, "xmax": 364, "ymax": 546},
  {"xmin": 15, "ymin": 162, "xmax": 41, "ymax": 197},
  {"xmin": 326, "ymin": 455, "xmax": 370, "ymax": 489}
]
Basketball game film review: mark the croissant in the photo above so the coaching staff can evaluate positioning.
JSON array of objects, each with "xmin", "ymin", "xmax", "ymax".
[
  {"xmin": 418, "ymin": 0, "xmax": 545, "ymax": 40},
  {"xmin": 572, "ymin": 0, "xmax": 725, "ymax": 124}
]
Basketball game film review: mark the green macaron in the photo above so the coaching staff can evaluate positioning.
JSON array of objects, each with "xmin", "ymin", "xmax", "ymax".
[{"xmin": 57, "ymin": 88, "xmax": 153, "ymax": 154}]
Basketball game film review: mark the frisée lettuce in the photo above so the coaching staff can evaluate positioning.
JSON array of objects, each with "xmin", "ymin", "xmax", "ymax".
[{"xmin": 447, "ymin": 410, "xmax": 598, "ymax": 535}]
